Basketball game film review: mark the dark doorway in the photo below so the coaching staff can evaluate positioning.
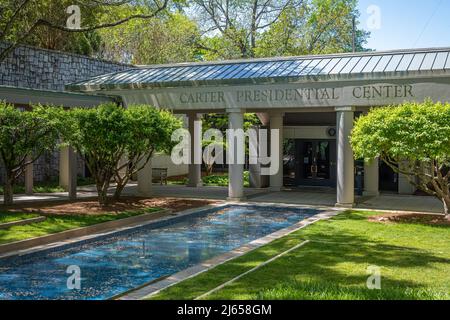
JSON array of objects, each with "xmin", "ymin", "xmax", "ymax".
[
  {"xmin": 379, "ymin": 161, "xmax": 398, "ymax": 192},
  {"xmin": 295, "ymin": 140, "xmax": 337, "ymax": 187}
]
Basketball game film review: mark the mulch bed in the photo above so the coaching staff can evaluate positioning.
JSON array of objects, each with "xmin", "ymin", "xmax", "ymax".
[
  {"xmin": 3, "ymin": 197, "xmax": 218, "ymax": 216},
  {"xmin": 369, "ymin": 213, "xmax": 450, "ymax": 226}
]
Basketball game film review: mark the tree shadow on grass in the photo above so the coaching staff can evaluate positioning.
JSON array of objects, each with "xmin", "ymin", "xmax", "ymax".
[{"xmin": 205, "ymin": 219, "xmax": 450, "ymax": 300}]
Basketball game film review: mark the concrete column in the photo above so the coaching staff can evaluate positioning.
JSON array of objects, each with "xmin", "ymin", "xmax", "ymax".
[
  {"xmin": 59, "ymin": 146, "xmax": 77, "ymax": 200},
  {"xmin": 269, "ymin": 112, "xmax": 284, "ymax": 191},
  {"xmin": 336, "ymin": 107, "xmax": 355, "ymax": 207},
  {"xmin": 137, "ymin": 158, "xmax": 152, "ymax": 197},
  {"xmin": 118, "ymin": 155, "xmax": 128, "ymax": 179},
  {"xmin": 363, "ymin": 158, "xmax": 380, "ymax": 197},
  {"xmin": 398, "ymin": 161, "xmax": 416, "ymax": 195},
  {"xmin": 227, "ymin": 109, "xmax": 245, "ymax": 201},
  {"xmin": 24, "ymin": 156, "xmax": 33, "ymax": 195},
  {"xmin": 187, "ymin": 112, "xmax": 202, "ymax": 187}
]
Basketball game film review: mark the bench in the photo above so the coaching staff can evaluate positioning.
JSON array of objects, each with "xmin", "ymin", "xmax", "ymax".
[{"xmin": 152, "ymin": 168, "xmax": 168, "ymax": 185}]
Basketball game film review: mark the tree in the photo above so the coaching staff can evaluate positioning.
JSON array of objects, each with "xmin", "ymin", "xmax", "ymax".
[
  {"xmin": 0, "ymin": 0, "xmax": 169, "ymax": 62},
  {"xmin": 191, "ymin": 0, "xmax": 368, "ymax": 60},
  {"xmin": 16, "ymin": 1, "xmax": 103, "ymax": 55},
  {"xmin": 202, "ymin": 113, "xmax": 261, "ymax": 175},
  {"xmin": 351, "ymin": 100, "xmax": 450, "ymax": 220},
  {"xmin": 191, "ymin": 0, "xmax": 299, "ymax": 59},
  {"xmin": 113, "ymin": 105, "xmax": 182, "ymax": 199},
  {"xmin": 0, "ymin": 102, "xmax": 62, "ymax": 206},
  {"xmin": 62, "ymin": 103, "xmax": 181, "ymax": 206},
  {"xmin": 255, "ymin": 0, "xmax": 369, "ymax": 57},
  {"xmin": 99, "ymin": 11, "xmax": 201, "ymax": 64}
]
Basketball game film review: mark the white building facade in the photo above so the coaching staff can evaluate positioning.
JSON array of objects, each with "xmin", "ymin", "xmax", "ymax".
[{"xmin": 67, "ymin": 48, "xmax": 450, "ymax": 207}]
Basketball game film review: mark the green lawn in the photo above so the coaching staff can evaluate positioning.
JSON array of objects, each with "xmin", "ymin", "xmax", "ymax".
[
  {"xmin": 168, "ymin": 172, "xmax": 251, "ymax": 187},
  {"xmin": 0, "ymin": 207, "xmax": 161, "ymax": 245},
  {"xmin": 150, "ymin": 210, "xmax": 450, "ymax": 300},
  {"xmin": 0, "ymin": 212, "xmax": 40, "ymax": 224},
  {"xmin": 0, "ymin": 177, "xmax": 96, "ymax": 195},
  {"xmin": 202, "ymin": 171, "xmax": 250, "ymax": 187}
]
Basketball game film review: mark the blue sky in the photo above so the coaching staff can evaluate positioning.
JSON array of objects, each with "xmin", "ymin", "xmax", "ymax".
[{"xmin": 357, "ymin": 0, "xmax": 450, "ymax": 51}]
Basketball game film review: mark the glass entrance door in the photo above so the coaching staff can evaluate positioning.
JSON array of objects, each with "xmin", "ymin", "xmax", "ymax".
[
  {"xmin": 297, "ymin": 140, "xmax": 336, "ymax": 187},
  {"xmin": 303, "ymin": 141, "xmax": 331, "ymax": 181}
]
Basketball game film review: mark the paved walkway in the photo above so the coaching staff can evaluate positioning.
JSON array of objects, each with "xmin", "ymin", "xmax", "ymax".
[{"xmin": 2, "ymin": 183, "xmax": 444, "ymax": 214}]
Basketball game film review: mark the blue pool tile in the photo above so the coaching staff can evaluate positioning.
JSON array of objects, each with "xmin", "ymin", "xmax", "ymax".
[{"xmin": 0, "ymin": 205, "xmax": 320, "ymax": 300}]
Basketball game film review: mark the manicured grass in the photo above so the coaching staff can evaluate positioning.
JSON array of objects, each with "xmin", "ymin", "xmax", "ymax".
[
  {"xmin": 0, "ymin": 183, "xmax": 64, "ymax": 195},
  {"xmin": 203, "ymin": 171, "xmax": 250, "ymax": 187},
  {"xmin": 150, "ymin": 210, "xmax": 450, "ymax": 300},
  {"xmin": 0, "ymin": 177, "xmax": 96, "ymax": 195},
  {"xmin": 168, "ymin": 172, "xmax": 251, "ymax": 187},
  {"xmin": 0, "ymin": 207, "xmax": 161, "ymax": 245},
  {"xmin": 0, "ymin": 212, "xmax": 40, "ymax": 224},
  {"xmin": 168, "ymin": 178, "xmax": 188, "ymax": 186}
]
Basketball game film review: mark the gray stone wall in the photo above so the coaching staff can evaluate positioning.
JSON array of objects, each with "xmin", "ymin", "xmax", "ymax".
[
  {"xmin": 0, "ymin": 44, "xmax": 132, "ymax": 185},
  {"xmin": 0, "ymin": 151, "xmax": 85, "ymax": 186},
  {"xmin": 0, "ymin": 43, "xmax": 132, "ymax": 91}
]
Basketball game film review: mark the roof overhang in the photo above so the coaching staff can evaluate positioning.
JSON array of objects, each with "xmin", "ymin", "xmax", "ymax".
[
  {"xmin": 0, "ymin": 85, "xmax": 118, "ymax": 107},
  {"xmin": 64, "ymin": 47, "xmax": 450, "ymax": 111}
]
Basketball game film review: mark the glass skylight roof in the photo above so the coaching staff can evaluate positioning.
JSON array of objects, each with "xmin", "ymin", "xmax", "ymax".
[{"xmin": 67, "ymin": 48, "xmax": 450, "ymax": 90}]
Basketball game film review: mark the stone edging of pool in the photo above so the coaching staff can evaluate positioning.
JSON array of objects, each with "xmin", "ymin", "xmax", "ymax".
[
  {"xmin": 116, "ymin": 202, "xmax": 344, "ymax": 300},
  {"xmin": 0, "ymin": 216, "xmax": 46, "ymax": 230},
  {"xmin": 0, "ymin": 208, "xmax": 177, "ymax": 258}
]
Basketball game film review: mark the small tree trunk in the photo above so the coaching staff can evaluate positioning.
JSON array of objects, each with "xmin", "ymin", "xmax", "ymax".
[
  {"xmin": 98, "ymin": 188, "xmax": 108, "ymax": 207},
  {"xmin": 113, "ymin": 181, "xmax": 126, "ymax": 201},
  {"xmin": 3, "ymin": 178, "xmax": 14, "ymax": 206},
  {"xmin": 206, "ymin": 164, "xmax": 213, "ymax": 176},
  {"xmin": 442, "ymin": 196, "xmax": 450, "ymax": 220},
  {"xmin": 96, "ymin": 182, "xmax": 109, "ymax": 207}
]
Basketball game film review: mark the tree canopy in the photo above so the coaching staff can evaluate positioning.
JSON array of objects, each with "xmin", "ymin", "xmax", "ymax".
[
  {"xmin": 62, "ymin": 103, "xmax": 181, "ymax": 206},
  {"xmin": 192, "ymin": 0, "xmax": 369, "ymax": 60},
  {"xmin": 0, "ymin": 0, "xmax": 169, "ymax": 61},
  {"xmin": 0, "ymin": 0, "xmax": 370, "ymax": 63},
  {"xmin": 0, "ymin": 101, "xmax": 63, "ymax": 205},
  {"xmin": 351, "ymin": 100, "xmax": 450, "ymax": 218},
  {"xmin": 98, "ymin": 11, "xmax": 201, "ymax": 64}
]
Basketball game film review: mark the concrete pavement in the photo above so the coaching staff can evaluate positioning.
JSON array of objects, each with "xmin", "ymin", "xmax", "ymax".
[{"xmin": 1, "ymin": 183, "xmax": 444, "ymax": 214}]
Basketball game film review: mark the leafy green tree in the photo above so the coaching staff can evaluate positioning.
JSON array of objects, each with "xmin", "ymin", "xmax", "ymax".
[
  {"xmin": 113, "ymin": 105, "xmax": 182, "ymax": 199},
  {"xmin": 256, "ymin": 0, "xmax": 369, "ymax": 57},
  {"xmin": 0, "ymin": 102, "xmax": 62, "ymax": 205},
  {"xmin": 351, "ymin": 101, "xmax": 450, "ymax": 219},
  {"xmin": 0, "ymin": 0, "xmax": 169, "ymax": 61},
  {"xmin": 62, "ymin": 103, "xmax": 181, "ymax": 206},
  {"xmin": 191, "ymin": 0, "xmax": 299, "ymax": 59},
  {"xmin": 201, "ymin": 113, "xmax": 261, "ymax": 175},
  {"xmin": 99, "ymin": 11, "xmax": 201, "ymax": 64},
  {"xmin": 191, "ymin": 0, "xmax": 368, "ymax": 60}
]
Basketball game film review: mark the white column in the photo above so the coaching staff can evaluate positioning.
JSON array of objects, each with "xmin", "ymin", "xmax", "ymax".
[
  {"xmin": 118, "ymin": 155, "xmax": 128, "ymax": 179},
  {"xmin": 187, "ymin": 112, "xmax": 202, "ymax": 187},
  {"xmin": 363, "ymin": 158, "xmax": 379, "ymax": 197},
  {"xmin": 59, "ymin": 146, "xmax": 77, "ymax": 200},
  {"xmin": 227, "ymin": 109, "xmax": 245, "ymax": 201},
  {"xmin": 137, "ymin": 158, "xmax": 152, "ymax": 197},
  {"xmin": 398, "ymin": 161, "xmax": 416, "ymax": 195},
  {"xmin": 24, "ymin": 156, "xmax": 33, "ymax": 195},
  {"xmin": 269, "ymin": 112, "xmax": 284, "ymax": 191},
  {"xmin": 336, "ymin": 107, "xmax": 355, "ymax": 207}
]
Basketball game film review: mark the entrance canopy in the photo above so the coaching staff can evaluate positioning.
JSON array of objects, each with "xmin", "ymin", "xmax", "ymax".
[
  {"xmin": 66, "ymin": 47, "xmax": 450, "ymax": 111},
  {"xmin": 65, "ymin": 47, "xmax": 450, "ymax": 206}
]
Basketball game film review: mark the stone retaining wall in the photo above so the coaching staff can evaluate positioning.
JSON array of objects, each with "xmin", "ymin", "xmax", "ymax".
[
  {"xmin": 0, "ymin": 43, "xmax": 132, "ymax": 91},
  {"xmin": 0, "ymin": 44, "xmax": 132, "ymax": 184}
]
